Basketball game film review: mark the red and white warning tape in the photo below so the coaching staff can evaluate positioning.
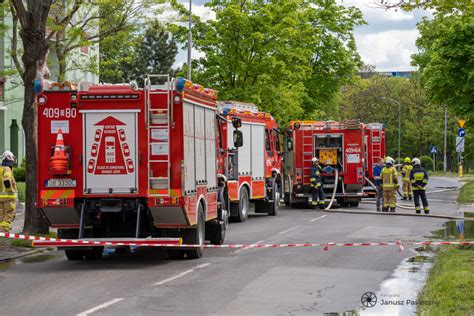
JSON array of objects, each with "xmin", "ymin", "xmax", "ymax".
[{"xmin": 1, "ymin": 232, "xmax": 473, "ymax": 251}]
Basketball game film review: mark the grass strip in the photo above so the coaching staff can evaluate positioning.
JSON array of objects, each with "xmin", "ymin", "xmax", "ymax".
[{"xmin": 417, "ymin": 246, "xmax": 474, "ymax": 315}]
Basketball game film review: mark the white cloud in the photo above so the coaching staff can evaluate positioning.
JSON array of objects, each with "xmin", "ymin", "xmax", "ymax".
[
  {"xmin": 341, "ymin": 0, "xmax": 415, "ymax": 23},
  {"xmin": 355, "ymin": 29, "xmax": 419, "ymax": 71}
]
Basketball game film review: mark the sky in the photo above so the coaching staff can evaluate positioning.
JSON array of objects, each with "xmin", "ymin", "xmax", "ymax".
[{"xmin": 173, "ymin": 0, "xmax": 429, "ymax": 72}]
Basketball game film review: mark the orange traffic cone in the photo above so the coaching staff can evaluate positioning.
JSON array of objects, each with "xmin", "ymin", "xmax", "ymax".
[{"xmin": 49, "ymin": 129, "xmax": 69, "ymax": 174}]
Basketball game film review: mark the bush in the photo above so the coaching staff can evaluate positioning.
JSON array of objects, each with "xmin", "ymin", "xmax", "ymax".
[
  {"xmin": 419, "ymin": 155, "xmax": 433, "ymax": 171},
  {"xmin": 13, "ymin": 157, "xmax": 26, "ymax": 182},
  {"xmin": 436, "ymin": 161, "xmax": 444, "ymax": 171}
]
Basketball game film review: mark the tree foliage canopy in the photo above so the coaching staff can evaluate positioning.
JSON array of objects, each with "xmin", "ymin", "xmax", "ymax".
[
  {"xmin": 339, "ymin": 74, "xmax": 458, "ymax": 167},
  {"xmin": 170, "ymin": 0, "xmax": 364, "ymax": 123},
  {"xmin": 412, "ymin": 8, "xmax": 474, "ymax": 122}
]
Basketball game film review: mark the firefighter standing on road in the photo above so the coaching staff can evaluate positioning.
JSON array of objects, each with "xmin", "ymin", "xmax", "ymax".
[
  {"xmin": 410, "ymin": 157, "xmax": 430, "ymax": 214},
  {"xmin": 0, "ymin": 151, "xmax": 17, "ymax": 232},
  {"xmin": 310, "ymin": 157, "xmax": 325, "ymax": 209},
  {"xmin": 401, "ymin": 157, "xmax": 413, "ymax": 200},
  {"xmin": 381, "ymin": 156, "xmax": 398, "ymax": 212},
  {"xmin": 373, "ymin": 158, "xmax": 384, "ymax": 212}
]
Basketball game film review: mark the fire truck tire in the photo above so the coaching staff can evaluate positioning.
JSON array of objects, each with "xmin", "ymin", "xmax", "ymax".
[
  {"xmin": 349, "ymin": 201, "xmax": 359, "ymax": 208},
  {"xmin": 231, "ymin": 187, "xmax": 249, "ymax": 222},
  {"xmin": 167, "ymin": 249, "xmax": 186, "ymax": 260},
  {"xmin": 84, "ymin": 247, "xmax": 104, "ymax": 260},
  {"xmin": 184, "ymin": 205, "xmax": 205, "ymax": 259},
  {"xmin": 268, "ymin": 184, "xmax": 280, "ymax": 216},
  {"xmin": 65, "ymin": 250, "xmax": 85, "ymax": 261}
]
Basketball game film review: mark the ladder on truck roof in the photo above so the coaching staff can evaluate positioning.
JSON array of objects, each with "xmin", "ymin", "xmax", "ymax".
[{"xmin": 145, "ymin": 74, "xmax": 173, "ymax": 197}]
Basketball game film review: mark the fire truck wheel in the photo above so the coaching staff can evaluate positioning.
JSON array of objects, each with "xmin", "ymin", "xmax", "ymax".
[
  {"xmin": 208, "ymin": 208, "xmax": 228, "ymax": 245},
  {"xmin": 185, "ymin": 205, "xmax": 205, "ymax": 259},
  {"xmin": 167, "ymin": 249, "xmax": 186, "ymax": 260},
  {"xmin": 269, "ymin": 184, "xmax": 280, "ymax": 216},
  {"xmin": 65, "ymin": 250, "xmax": 85, "ymax": 261},
  {"xmin": 349, "ymin": 201, "xmax": 359, "ymax": 208},
  {"xmin": 231, "ymin": 187, "xmax": 249, "ymax": 222},
  {"xmin": 84, "ymin": 247, "xmax": 104, "ymax": 260}
]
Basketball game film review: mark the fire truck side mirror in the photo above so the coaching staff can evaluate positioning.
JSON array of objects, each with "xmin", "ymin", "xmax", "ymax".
[
  {"xmin": 233, "ymin": 130, "xmax": 243, "ymax": 148},
  {"xmin": 286, "ymin": 139, "xmax": 293, "ymax": 151},
  {"xmin": 232, "ymin": 117, "xmax": 242, "ymax": 129}
]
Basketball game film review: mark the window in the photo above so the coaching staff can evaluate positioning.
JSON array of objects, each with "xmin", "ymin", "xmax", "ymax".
[
  {"xmin": 274, "ymin": 129, "xmax": 281, "ymax": 152},
  {"xmin": 265, "ymin": 129, "xmax": 271, "ymax": 151},
  {"xmin": 81, "ymin": 45, "xmax": 90, "ymax": 55}
]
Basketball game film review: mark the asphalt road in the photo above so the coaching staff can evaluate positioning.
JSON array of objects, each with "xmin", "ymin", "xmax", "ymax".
[{"xmin": 0, "ymin": 178, "xmax": 461, "ymax": 315}]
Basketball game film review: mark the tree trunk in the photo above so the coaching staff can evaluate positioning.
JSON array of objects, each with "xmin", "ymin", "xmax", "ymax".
[{"xmin": 21, "ymin": 31, "xmax": 50, "ymax": 234}]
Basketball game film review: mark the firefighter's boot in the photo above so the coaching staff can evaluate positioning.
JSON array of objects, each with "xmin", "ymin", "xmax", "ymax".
[
  {"xmin": 424, "ymin": 208, "xmax": 430, "ymax": 215},
  {"xmin": 415, "ymin": 208, "xmax": 421, "ymax": 214}
]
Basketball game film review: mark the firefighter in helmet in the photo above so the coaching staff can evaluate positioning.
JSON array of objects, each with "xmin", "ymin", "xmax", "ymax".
[
  {"xmin": 401, "ymin": 157, "xmax": 413, "ymax": 200},
  {"xmin": 0, "ymin": 151, "xmax": 17, "ymax": 232},
  {"xmin": 381, "ymin": 156, "xmax": 398, "ymax": 212},
  {"xmin": 310, "ymin": 157, "xmax": 325, "ymax": 209},
  {"xmin": 410, "ymin": 157, "xmax": 430, "ymax": 214}
]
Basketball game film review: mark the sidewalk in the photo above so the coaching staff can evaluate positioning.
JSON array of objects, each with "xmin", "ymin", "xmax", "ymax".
[{"xmin": 0, "ymin": 202, "xmax": 41, "ymax": 262}]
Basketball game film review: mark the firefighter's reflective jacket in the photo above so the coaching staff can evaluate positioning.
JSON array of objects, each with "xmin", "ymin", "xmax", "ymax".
[
  {"xmin": 310, "ymin": 164, "xmax": 322, "ymax": 187},
  {"xmin": 381, "ymin": 166, "xmax": 398, "ymax": 190},
  {"xmin": 0, "ymin": 166, "xmax": 17, "ymax": 200},
  {"xmin": 410, "ymin": 165, "xmax": 429, "ymax": 190}
]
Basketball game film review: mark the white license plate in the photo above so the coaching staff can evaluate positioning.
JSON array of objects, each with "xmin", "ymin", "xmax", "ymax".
[{"xmin": 46, "ymin": 179, "xmax": 77, "ymax": 188}]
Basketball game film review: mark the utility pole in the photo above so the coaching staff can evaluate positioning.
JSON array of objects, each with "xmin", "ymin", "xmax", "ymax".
[
  {"xmin": 443, "ymin": 105, "xmax": 447, "ymax": 173},
  {"xmin": 187, "ymin": 0, "xmax": 192, "ymax": 81}
]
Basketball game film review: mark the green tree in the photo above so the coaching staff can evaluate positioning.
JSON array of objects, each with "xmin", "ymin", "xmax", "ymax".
[
  {"xmin": 7, "ymin": 0, "xmax": 53, "ymax": 234},
  {"xmin": 412, "ymin": 10, "xmax": 474, "ymax": 122},
  {"xmin": 170, "ymin": 0, "xmax": 364, "ymax": 124},
  {"xmin": 46, "ymin": 0, "xmax": 162, "ymax": 82},
  {"xmin": 339, "ymin": 74, "xmax": 458, "ymax": 167},
  {"xmin": 374, "ymin": 0, "xmax": 474, "ymax": 12},
  {"xmin": 130, "ymin": 20, "xmax": 178, "ymax": 84}
]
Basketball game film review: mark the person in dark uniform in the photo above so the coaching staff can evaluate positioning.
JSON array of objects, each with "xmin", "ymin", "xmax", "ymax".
[
  {"xmin": 410, "ymin": 157, "xmax": 430, "ymax": 214},
  {"xmin": 310, "ymin": 157, "xmax": 325, "ymax": 209}
]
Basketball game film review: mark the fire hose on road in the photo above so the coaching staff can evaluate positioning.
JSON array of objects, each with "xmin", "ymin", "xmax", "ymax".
[{"xmin": 325, "ymin": 168, "xmax": 338, "ymax": 210}]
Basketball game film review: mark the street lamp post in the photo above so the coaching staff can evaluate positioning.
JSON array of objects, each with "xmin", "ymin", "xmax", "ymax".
[
  {"xmin": 187, "ymin": 0, "xmax": 192, "ymax": 81},
  {"xmin": 381, "ymin": 97, "xmax": 402, "ymax": 169}
]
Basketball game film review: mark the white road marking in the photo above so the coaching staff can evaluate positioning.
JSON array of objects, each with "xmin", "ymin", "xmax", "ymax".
[
  {"xmin": 310, "ymin": 215, "xmax": 327, "ymax": 222},
  {"xmin": 152, "ymin": 263, "xmax": 211, "ymax": 286},
  {"xmin": 278, "ymin": 226, "xmax": 301, "ymax": 235},
  {"xmin": 232, "ymin": 240, "xmax": 265, "ymax": 254},
  {"xmin": 76, "ymin": 298, "xmax": 124, "ymax": 316}
]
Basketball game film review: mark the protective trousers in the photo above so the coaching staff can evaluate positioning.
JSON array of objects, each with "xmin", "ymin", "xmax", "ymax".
[
  {"xmin": 413, "ymin": 189, "xmax": 429, "ymax": 214},
  {"xmin": 311, "ymin": 183, "xmax": 325, "ymax": 206},
  {"xmin": 402, "ymin": 180, "xmax": 412, "ymax": 198},
  {"xmin": 0, "ymin": 199, "xmax": 16, "ymax": 232},
  {"xmin": 375, "ymin": 185, "xmax": 383, "ymax": 211},
  {"xmin": 382, "ymin": 189, "xmax": 397, "ymax": 209}
]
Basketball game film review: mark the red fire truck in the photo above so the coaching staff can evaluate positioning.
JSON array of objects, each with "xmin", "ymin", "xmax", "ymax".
[
  {"xmin": 34, "ymin": 76, "xmax": 243, "ymax": 260},
  {"xmin": 218, "ymin": 102, "xmax": 283, "ymax": 221},
  {"xmin": 363, "ymin": 123, "xmax": 386, "ymax": 195},
  {"xmin": 284, "ymin": 120, "xmax": 366, "ymax": 207}
]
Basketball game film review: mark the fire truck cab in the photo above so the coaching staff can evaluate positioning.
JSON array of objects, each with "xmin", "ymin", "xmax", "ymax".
[
  {"xmin": 217, "ymin": 102, "xmax": 283, "ymax": 221},
  {"xmin": 284, "ymin": 120, "xmax": 366, "ymax": 208},
  {"xmin": 35, "ymin": 76, "xmax": 242, "ymax": 260}
]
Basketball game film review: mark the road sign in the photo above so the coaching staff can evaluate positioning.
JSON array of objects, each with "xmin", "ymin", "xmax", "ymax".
[
  {"xmin": 456, "ymin": 137, "xmax": 465, "ymax": 153},
  {"xmin": 458, "ymin": 128, "xmax": 465, "ymax": 137},
  {"xmin": 458, "ymin": 119, "xmax": 465, "ymax": 128},
  {"xmin": 430, "ymin": 146, "xmax": 438, "ymax": 154}
]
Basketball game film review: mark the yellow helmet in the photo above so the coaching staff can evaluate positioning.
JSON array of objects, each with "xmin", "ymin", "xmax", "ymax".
[{"xmin": 404, "ymin": 157, "xmax": 411, "ymax": 163}]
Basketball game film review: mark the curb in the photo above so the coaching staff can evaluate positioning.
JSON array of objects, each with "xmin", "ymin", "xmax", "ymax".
[
  {"xmin": 0, "ymin": 249, "xmax": 45, "ymax": 263},
  {"xmin": 322, "ymin": 208, "xmax": 467, "ymax": 220}
]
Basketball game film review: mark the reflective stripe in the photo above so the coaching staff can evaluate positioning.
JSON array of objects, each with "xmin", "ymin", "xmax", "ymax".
[
  {"xmin": 0, "ymin": 192, "xmax": 16, "ymax": 199},
  {"xmin": 413, "ymin": 172, "xmax": 425, "ymax": 181},
  {"xmin": 310, "ymin": 178, "xmax": 316, "ymax": 182}
]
